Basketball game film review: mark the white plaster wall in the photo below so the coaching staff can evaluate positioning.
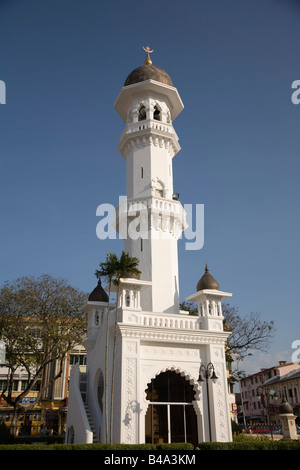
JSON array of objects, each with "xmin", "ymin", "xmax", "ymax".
[
  {"xmin": 150, "ymin": 237, "xmax": 180, "ymax": 313},
  {"xmin": 86, "ymin": 312, "xmax": 112, "ymax": 443},
  {"xmin": 65, "ymin": 364, "xmax": 93, "ymax": 444},
  {"xmin": 206, "ymin": 344, "xmax": 233, "ymax": 442},
  {"xmin": 124, "ymin": 231, "xmax": 180, "ymax": 313},
  {"xmin": 116, "ymin": 333, "xmax": 232, "ymax": 445},
  {"xmin": 126, "ymin": 140, "xmax": 174, "ymax": 200},
  {"xmin": 119, "ymin": 337, "xmax": 206, "ymax": 444},
  {"xmin": 78, "ymin": 308, "xmax": 233, "ymax": 445}
]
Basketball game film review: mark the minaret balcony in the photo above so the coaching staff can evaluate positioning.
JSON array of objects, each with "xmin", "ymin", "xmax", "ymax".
[
  {"xmin": 118, "ymin": 119, "xmax": 180, "ymax": 159},
  {"xmin": 120, "ymin": 119, "xmax": 176, "ymax": 139},
  {"xmin": 116, "ymin": 195, "xmax": 187, "ymax": 238}
]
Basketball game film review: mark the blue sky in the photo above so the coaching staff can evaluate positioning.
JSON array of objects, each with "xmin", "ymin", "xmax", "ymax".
[{"xmin": 0, "ymin": 0, "xmax": 299, "ymax": 374}]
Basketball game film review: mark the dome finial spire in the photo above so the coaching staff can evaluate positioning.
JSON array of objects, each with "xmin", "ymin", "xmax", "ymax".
[
  {"xmin": 143, "ymin": 45, "xmax": 153, "ymax": 65},
  {"xmin": 196, "ymin": 264, "xmax": 220, "ymax": 291}
]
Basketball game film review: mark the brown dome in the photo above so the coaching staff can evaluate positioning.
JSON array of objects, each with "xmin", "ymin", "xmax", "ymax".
[
  {"xmin": 124, "ymin": 64, "xmax": 173, "ymax": 87},
  {"xmin": 196, "ymin": 265, "xmax": 220, "ymax": 292},
  {"xmin": 88, "ymin": 279, "xmax": 109, "ymax": 302}
]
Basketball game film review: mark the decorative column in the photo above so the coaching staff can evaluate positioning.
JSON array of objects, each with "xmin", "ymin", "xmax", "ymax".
[
  {"xmin": 187, "ymin": 265, "xmax": 233, "ymax": 442},
  {"xmin": 279, "ymin": 395, "xmax": 298, "ymax": 440}
]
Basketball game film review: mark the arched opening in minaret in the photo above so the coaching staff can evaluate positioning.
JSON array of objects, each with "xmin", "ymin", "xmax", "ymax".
[
  {"xmin": 153, "ymin": 105, "xmax": 161, "ymax": 121},
  {"xmin": 145, "ymin": 371, "xmax": 198, "ymax": 446},
  {"xmin": 138, "ymin": 105, "xmax": 146, "ymax": 121}
]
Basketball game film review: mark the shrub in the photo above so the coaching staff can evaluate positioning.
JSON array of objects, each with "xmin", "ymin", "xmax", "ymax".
[
  {"xmin": 231, "ymin": 419, "xmax": 243, "ymax": 435},
  {"xmin": 0, "ymin": 442, "xmax": 194, "ymax": 451},
  {"xmin": 0, "ymin": 423, "xmax": 14, "ymax": 444},
  {"xmin": 0, "ymin": 438, "xmax": 299, "ymax": 451},
  {"xmin": 15, "ymin": 435, "xmax": 64, "ymax": 444},
  {"xmin": 156, "ymin": 442, "xmax": 194, "ymax": 450},
  {"xmin": 197, "ymin": 437, "xmax": 300, "ymax": 451}
]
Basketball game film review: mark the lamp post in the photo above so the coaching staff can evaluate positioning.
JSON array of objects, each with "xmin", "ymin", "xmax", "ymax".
[
  {"xmin": 198, "ymin": 362, "xmax": 218, "ymax": 441},
  {"xmin": 259, "ymin": 384, "xmax": 280, "ymax": 439}
]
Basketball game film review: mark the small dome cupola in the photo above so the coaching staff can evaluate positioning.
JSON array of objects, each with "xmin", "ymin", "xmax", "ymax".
[
  {"xmin": 88, "ymin": 278, "xmax": 109, "ymax": 302},
  {"xmin": 124, "ymin": 46, "xmax": 173, "ymax": 87},
  {"xmin": 196, "ymin": 264, "xmax": 220, "ymax": 292}
]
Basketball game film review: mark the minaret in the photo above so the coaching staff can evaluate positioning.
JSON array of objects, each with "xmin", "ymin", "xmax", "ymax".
[
  {"xmin": 66, "ymin": 51, "xmax": 234, "ymax": 446},
  {"xmin": 114, "ymin": 48, "xmax": 186, "ymax": 313}
]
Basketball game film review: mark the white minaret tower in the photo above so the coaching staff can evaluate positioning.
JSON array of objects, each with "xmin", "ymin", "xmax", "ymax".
[
  {"xmin": 114, "ymin": 47, "xmax": 185, "ymax": 313},
  {"xmin": 66, "ymin": 51, "xmax": 233, "ymax": 446}
]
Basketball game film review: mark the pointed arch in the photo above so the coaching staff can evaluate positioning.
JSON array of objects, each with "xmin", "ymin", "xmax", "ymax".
[
  {"xmin": 143, "ymin": 365, "xmax": 201, "ymax": 402},
  {"xmin": 153, "ymin": 104, "xmax": 162, "ymax": 121},
  {"xmin": 143, "ymin": 367, "xmax": 200, "ymax": 445},
  {"xmin": 138, "ymin": 104, "xmax": 146, "ymax": 121}
]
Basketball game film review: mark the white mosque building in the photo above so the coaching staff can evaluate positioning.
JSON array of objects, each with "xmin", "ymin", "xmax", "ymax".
[{"xmin": 66, "ymin": 49, "xmax": 233, "ymax": 445}]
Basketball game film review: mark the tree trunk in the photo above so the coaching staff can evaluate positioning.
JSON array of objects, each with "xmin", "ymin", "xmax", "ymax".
[{"xmin": 10, "ymin": 406, "xmax": 20, "ymax": 437}]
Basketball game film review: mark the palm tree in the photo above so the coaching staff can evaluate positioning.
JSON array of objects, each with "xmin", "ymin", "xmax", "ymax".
[{"xmin": 96, "ymin": 251, "xmax": 141, "ymax": 443}]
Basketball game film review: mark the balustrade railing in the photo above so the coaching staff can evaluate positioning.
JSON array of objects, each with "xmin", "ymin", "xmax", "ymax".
[{"xmin": 137, "ymin": 311, "xmax": 200, "ymax": 331}]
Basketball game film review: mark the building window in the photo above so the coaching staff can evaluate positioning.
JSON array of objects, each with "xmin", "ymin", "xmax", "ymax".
[
  {"xmin": 21, "ymin": 380, "xmax": 28, "ymax": 391},
  {"xmin": 70, "ymin": 354, "xmax": 87, "ymax": 366},
  {"xmin": 141, "ymin": 167, "xmax": 144, "ymax": 179},
  {"xmin": 125, "ymin": 291, "xmax": 130, "ymax": 307},
  {"xmin": 0, "ymin": 380, "xmax": 7, "ymax": 392}
]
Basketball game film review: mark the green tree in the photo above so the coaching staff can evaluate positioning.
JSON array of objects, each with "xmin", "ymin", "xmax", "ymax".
[
  {"xmin": 180, "ymin": 301, "xmax": 275, "ymax": 370},
  {"xmin": 0, "ymin": 274, "xmax": 87, "ymax": 436},
  {"xmin": 96, "ymin": 251, "xmax": 140, "ymax": 443},
  {"xmin": 221, "ymin": 303, "xmax": 275, "ymax": 363}
]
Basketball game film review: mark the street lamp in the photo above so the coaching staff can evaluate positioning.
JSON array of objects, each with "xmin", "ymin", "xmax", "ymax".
[
  {"xmin": 198, "ymin": 362, "xmax": 218, "ymax": 441},
  {"xmin": 259, "ymin": 384, "xmax": 280, "ymax": 439},
  {"xmin": 198, "ymin": 362, "xmax": 219, "ymax": 384}
]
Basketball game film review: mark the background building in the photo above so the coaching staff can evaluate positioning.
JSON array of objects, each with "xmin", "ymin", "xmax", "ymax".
[
  {"xmin": 0, "ymin": 344, "xmax": 87, "ymax": 436},
  {"xmin": 239, "ymin": 361, "xmax": 300, "ymax": 425}
]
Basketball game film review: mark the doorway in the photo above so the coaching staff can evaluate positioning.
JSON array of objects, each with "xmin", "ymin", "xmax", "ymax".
[{"xmin": 145, "ymin": 371, "xmax": 198, "ymax": 446}]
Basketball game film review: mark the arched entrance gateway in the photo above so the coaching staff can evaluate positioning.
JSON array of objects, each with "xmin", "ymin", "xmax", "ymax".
[{"xmin": 145, "ymin": 371, "xmax": 198, "ymax": 446}]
